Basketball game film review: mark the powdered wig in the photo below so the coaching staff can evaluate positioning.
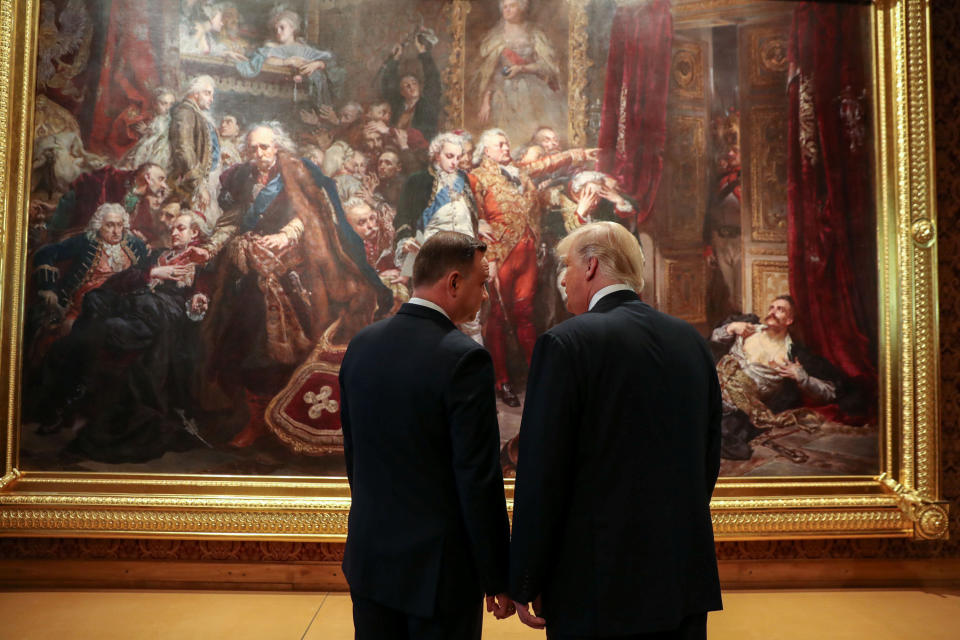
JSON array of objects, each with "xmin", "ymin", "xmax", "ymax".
[
  {"xmin": 556, "ymin": 221, "xmax": 645, "ymax": 294},
  {"xmin": 185, "ymin": 74, "xmax": 216, "ymax": 97},
  {"xmin": 341, "ymin": 102, "xmax": 363, "ymax": 119},
  {"xmin": 154, "ymin": 86, "xmax": 176, "ymax": 103},
  {"xmin": 200, "ymin": 3, "xmax": 226, "ymax": 22},
  {"xmin": 184, "ymin": 211, "xmax": 207, "ymax": 237},
  {"xmin": 241, "ymin": 121, "xmax": 298, "ymax": 156},
  {"xmin": 500, "ymin": 0, "xmax": 530, "ymax": 13},
  {"xmin": 428, "ymin": 132, "xmax": 466, "ymax": 161},
  {"xmin": 473, "ymin": 128, "xmax": 508, "ymax": 166},
  {"xmin": 269, "ymin": 8, "xmax": 301, "ymax": 34},
  {"xmin": 86, "ymin": 202, "xmax": 130, "ymax": 239},
  {"xmin": 342, "ymin": 196, "xmax": 372, "ymax": 213},
  {"xmin": 322, "ymin": 141, "xmax": 352, "ymax": 176}
]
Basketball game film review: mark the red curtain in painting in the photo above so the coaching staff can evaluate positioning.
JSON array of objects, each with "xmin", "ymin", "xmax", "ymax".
[
  {"xmin": 597, "ymin": 0, "xmax": 673, "ymax": 225},
  {"xmin": 787, "ymin": 3, "xmax": 877, "ymax": 384},
  {"xmin": 86, "ymin": 0, "xmax": 164, "ymax": 159}
]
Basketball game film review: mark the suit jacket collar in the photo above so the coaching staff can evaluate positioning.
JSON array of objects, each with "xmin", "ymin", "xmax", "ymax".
[
  {"xmin": 397, "ymin": 302, "xmax": 456, "ymax": 329},
  {"xmin": 588, "ymin": 289, "xmax": 640, "ymax": 314}
]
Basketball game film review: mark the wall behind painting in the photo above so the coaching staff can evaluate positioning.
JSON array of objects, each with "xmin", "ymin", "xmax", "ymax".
[{"xmin": 2, "ymin": 0, "xmax": 959, "ymax": 571}]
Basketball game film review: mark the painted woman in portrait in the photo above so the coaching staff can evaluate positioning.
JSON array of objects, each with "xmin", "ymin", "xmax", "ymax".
[
  {"xmin": 227, "ymin": 8, "xmax": 345, "ymax": 108},
  {"xmin": 473, "ymin": 0, "xmax": 566, "ymax": 145}
]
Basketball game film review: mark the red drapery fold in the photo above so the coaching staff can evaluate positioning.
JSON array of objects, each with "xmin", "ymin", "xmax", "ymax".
[
  {"xmin": 787, "ymin": 3, "xmax": 877, "ymax": 386},
  {"xmin": 86, "ymin": 1, "xmax": 163, "ymax": 159},
  {"xmin": 597, "ymin": 0, "xmax": 673, "ymax": 225}
]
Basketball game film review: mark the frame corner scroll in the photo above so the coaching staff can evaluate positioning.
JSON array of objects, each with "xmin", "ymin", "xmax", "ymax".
[{"xmin": 880, "ymin": 473, "xmax": 950, "ymax": 540}]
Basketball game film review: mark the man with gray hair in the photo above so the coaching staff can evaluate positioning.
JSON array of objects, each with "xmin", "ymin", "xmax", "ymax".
[
  {"xmin": 508, "ymin": 221, "xmax": 723, "ymax": 639},
  {"xmin": 198, "ymin": 121, "xmax": 392, "ymax": 450},
  {"xmin": 32, "ymin": 202, "xmax": 148, "ymax": 336},
  {"xmin": 169, "ymin": 74, "xmax": 221, "ymax": 224},
  {"xmin": 396, "ymin": 132, "xmax": 483, "ymax": 267},
  {"xmin": 468, "ymin": 128, "xmax": 594, "ymax": 406}
]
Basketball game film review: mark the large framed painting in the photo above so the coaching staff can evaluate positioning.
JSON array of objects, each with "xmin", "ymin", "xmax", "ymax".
[{"xmin": 0, "ymin": 0, "xmax": 947, "ymax": 541}]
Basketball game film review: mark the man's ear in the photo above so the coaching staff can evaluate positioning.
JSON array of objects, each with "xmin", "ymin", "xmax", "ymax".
[
  {"xmin": 447, "ymin": 270, "xmax": 461, "ymax": 295},
  {"xmin": 584, "ymin": 256, "xmax": 599, "ymax": 281}
]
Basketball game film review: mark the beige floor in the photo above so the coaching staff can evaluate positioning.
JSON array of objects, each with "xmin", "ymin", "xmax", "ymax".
[{"xmin": 0, "ymin": 588, "xmax": 958, "ymax": 639}]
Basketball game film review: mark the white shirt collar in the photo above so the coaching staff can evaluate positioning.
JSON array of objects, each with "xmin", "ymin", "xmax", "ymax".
[
  {"xmin": 408, "ymin": 297, "xmax": 451, "ymax": 321},
  {"xmin": 588, "ymin": 284, "xmax": 635, "ymax": 311}
]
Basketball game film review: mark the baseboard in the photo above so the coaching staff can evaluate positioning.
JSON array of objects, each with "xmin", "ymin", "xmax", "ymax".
[{"xmin": 2, "ymin": 557, "xmax": 960, "ymax": 591}]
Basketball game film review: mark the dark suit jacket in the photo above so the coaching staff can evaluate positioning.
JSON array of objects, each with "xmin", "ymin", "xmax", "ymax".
[
  {"xmin": 509, "ymin": 290, "xmax": 723, "ymax": 636},
  {"xmin": 339, "ymin": 303, "xmax": 510, "ymax": 618}
]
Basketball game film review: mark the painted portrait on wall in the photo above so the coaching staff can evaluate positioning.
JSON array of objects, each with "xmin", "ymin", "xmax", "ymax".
[{"xmin": 19, "ymin": 0, "xmax": 878, "ymax": 482}]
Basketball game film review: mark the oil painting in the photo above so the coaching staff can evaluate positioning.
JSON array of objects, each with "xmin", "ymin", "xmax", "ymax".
[{"xmin": 17, "ymin": 0, "xmax": 878, "ymax": 483}]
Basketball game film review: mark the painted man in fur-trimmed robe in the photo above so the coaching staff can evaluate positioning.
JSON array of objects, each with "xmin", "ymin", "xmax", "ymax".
[
  {"xmin": 197, "ymin": 123, "xmax": 391, "ymax": 448},
  {"xmin": 468, "ymin": 128, "xmax": 595, "ymax": 406}
]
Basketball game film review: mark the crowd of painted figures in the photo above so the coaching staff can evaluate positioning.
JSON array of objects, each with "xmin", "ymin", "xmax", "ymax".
[{"xmin": 23, "ymin": 2, "xmax": 640, "ymax": 464}]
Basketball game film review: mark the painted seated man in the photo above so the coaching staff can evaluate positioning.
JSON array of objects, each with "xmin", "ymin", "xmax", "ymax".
[
  {"xmin": 26, "ymin": 212, "xmax": 211, "ymax": 464},
  {"xmin": 710, "ymin": 294, "xmax": 864, "ymax": 460},
  {"xmin": 32, "ymin": 203, "xmax": 148, "ymax": 339}
]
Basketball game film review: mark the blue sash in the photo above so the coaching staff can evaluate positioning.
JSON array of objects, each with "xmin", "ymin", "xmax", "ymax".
[{"xmin": 242, "ymin": 174, "xmax": 284, "ymax": 232}]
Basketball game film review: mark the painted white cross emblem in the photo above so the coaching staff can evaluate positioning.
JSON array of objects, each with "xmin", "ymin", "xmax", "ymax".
[{"xmin": 303, "ymin": 386, "xmax": 339, "ymax": 419}]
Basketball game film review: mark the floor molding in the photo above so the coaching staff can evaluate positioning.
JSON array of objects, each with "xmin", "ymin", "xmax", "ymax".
[{"xmin": 2, "ymin": 558, "xmax": 960, "ymax": 590}]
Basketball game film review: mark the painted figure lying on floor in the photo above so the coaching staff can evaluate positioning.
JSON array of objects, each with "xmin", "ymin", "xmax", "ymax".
[{"xmin": 710, "ymin": 294, "xmax": 868, "ymax": 460}]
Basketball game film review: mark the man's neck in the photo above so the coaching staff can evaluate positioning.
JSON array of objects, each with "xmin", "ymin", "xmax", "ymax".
[
  {"xmin": 761, "ymin": 326, "xmax": 790, "ymax": 341},
  {"xmin": 409, "ymin": 292, "xmax": 454, "ymax": 321},
  {"xmin": 586, "ymin": 280, "xmax": 629, "ymax": 311}
]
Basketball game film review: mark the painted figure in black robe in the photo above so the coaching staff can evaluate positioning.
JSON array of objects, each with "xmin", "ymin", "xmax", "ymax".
[{"xmin": 29, "ymin": 213, "xmax": 212, "ymax": 463}]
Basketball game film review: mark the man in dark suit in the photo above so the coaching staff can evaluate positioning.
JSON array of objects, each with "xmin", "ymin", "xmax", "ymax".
[
  {"xmin": 509, "ymin": 221, "xmax": 723, "ymax": 639},
  {"xmin": 340, "ymin": 231, "xmax": 514, "ymax": 638}
]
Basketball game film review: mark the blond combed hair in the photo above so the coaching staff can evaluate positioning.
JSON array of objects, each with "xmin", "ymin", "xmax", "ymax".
[{"xmin": 556, "ymin": 221, "xmax": 645, "ymax": 294}]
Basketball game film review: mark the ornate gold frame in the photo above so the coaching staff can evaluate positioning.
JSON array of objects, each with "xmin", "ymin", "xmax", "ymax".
[{"xmin": 0, "ymin": 0, "xmax": 947, "ymax": 541}]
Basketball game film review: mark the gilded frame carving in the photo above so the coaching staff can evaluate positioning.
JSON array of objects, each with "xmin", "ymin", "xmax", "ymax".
[{"xmin": 0, "ymin": 0, "xmax": 947, "ymax": 541}]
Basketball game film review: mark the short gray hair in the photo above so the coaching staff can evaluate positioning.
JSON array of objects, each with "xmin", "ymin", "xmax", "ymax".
[
  {"xmin": 86, "ymin": 203, "xmax": 130, "ymax": 238},
  {"xmin": 186, "ymin": 75, "xmax": 215, "ymax": 97},
  {"xmin": 342, "ymin": 197, "xmax": 372, "ymax": 213},
  {"xmin": 473, "ymin": 128, "xmax": 508, "ymax": 166},
  {"xmin": 154, "ymin": 86, "xmax": 176, "ymax": 102},
  {"xmin": 556, "ymin": 221, "xmax": 645, "ymax": 294},
  {"xmin": 175, "ymin": 210, "xmax": 207, "ymax": 236},
  {"xmin": 429, "ymin": 132, "xmax": 465, "ymax": 161},
  {"xmin": 241, "ymin": 121, "xmax": 297, "ymax": 156},
  {"xmin": 341, "ymin": 102, "xmax": 363, "ymax": 118}
]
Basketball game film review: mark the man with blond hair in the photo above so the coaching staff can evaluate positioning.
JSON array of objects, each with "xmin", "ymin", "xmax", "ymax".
[{"xmin": 508, "ymin": 221, "xmax": 723, "ymax": 639}]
